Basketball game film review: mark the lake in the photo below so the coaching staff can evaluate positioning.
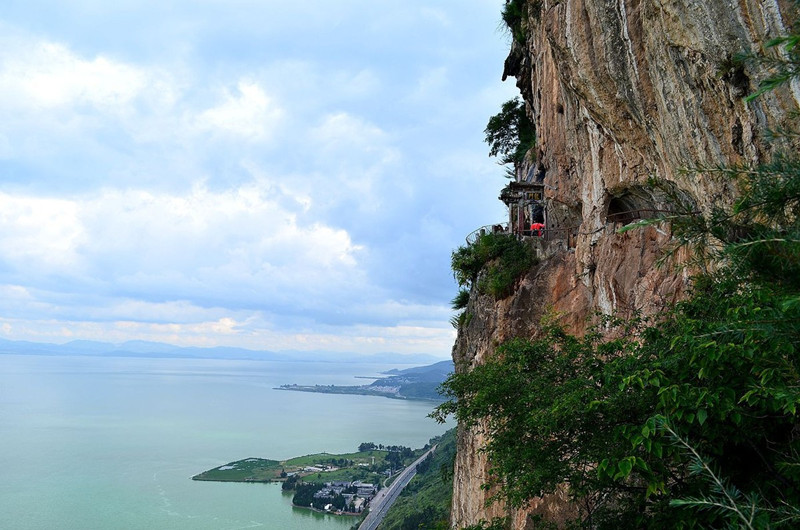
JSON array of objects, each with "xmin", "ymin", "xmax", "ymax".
[{"xmin": 0, "ymin": 354, "xmax": 451, "ymax": 529}]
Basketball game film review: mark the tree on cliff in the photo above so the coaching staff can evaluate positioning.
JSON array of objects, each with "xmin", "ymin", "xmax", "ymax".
[{"xmin": 484, "ymin": 97, "xmax": 535, "ymax": 169}]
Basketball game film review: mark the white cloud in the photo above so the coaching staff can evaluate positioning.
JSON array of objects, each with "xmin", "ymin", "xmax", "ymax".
[
  {"xmin": 0, "ymin": 181, "xmax": 363, "ymax": 306},
  {"xmin": 0, "ymin": 193, "xmax": 86, "ymax": 270},
  {"xmin": 0, "ymin": 41, "xmax": 150, "ymax": 110},
  {"xmin": 0, "ymin": 33, "xmax": 286, "ymax": 183},
  {"xmin": 195, "ymin": 80, "xmax": 283, "ymax": 141},
  {"xmin": 277, "ymin": 322, "xmax": 455, "ymax": 356},
  {"xmin": 305, "ymin": 112, "xmax": 402, "ymax": 212},
  {"xmin": 311, "ymin": 112, "xmax": 389, "ymax": 152},
  {"xmin": 0, "ymin": 314, "xmax": 246, "ymax": 348},
  {"xmin": 405, "ymin": 67, "xmax": 450, "ymax": 104}
]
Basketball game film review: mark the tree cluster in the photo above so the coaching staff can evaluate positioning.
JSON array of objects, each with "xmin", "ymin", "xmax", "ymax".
[
  {"xmin": 416, "ymin": 452, "xmax": 434, "ymax": 475},
  {"xmin": 358, "ymin": 442, "xmax": 411, "ymax": 453},
  {"xmin": 281, "ymin": 474, "xmax": 298, "ymax": 491},
  {"xmin": 291, "ymin": 483, "xmax": 323, "ymax": 507}
]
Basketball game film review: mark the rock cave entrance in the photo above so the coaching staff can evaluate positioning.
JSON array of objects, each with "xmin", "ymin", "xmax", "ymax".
[
  {"xmin": 607, "ymin": 195, "xmax": 645, "ymax": 225},
  {"xmin": 605, "ymin": 186, "xmax": 663, "ymax": 225},
  {"xmin": 604, "ymin": 183, "xmax": 696, "ymax": 227}
]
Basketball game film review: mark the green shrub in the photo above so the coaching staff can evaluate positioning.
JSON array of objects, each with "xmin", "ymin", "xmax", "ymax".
[
  {"xmin": 449, "ymin": 311, "xmax": 473, "ymax": 329},
  {"xmin": 450, "ymin": 288, "xmax": 470, "ymax": 310},
  {"xmin": 501, "ymin": 0, "xmax": 543, "ymax": 43},
  {"xmin": 451, "ymin": 233, "xmax": 536, "ymax": 299},
  {"xmin": 501, "ymin": 0, "xmax": 526, "ymax": 43},
  {"xmin": 449, "ymin": 289, "xmax": 472, "ymax": 329}
]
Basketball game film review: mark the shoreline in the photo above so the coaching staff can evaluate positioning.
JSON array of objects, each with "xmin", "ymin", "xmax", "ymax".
[
  {"xmin": 191, "ymin": 476, "xmax": 277, "ymax": 483},
  {"xmin": 275, "ymin": 384, "xmax": 444, "ymax": 402},
  {"xmin": 291, "ymin": 504, "xmax": 363, "ymax": 518}
]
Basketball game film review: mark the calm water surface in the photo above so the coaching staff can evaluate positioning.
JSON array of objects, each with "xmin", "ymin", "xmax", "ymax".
[{"xmin": 0, "ymin": 354, "xmax": 450, "ymax": 529}]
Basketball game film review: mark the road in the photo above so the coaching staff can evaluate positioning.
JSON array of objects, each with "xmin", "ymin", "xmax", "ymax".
[{"xmin": 358, "ymin": 445, "xmax": 436, "ymax": 530}]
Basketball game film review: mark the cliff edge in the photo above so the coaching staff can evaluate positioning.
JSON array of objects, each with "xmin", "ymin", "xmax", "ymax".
[{"xmin": 451, "ymin": 0, "xmax": 799, "ymax": 528}]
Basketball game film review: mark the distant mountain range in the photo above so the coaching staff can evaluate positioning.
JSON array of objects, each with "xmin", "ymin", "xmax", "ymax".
[
  {"xmin": 277, "ymin": 359, "xmax": 454, "ymax": 401},
  {"xmin": 0, "ymin": 336, "xmax": 444, "ymax": 365}
]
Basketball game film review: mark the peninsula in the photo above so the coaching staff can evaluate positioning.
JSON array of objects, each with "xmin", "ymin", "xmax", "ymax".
[
  {"xmin": 193, "ymin": 436, "xmax": 445, "ymax": 517},
  {"xmin": 276, "ymin": 360, "xmax": 452, "ymax": 401}
]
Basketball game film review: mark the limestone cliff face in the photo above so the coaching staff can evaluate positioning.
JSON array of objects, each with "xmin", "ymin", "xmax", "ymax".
[{"xmin": 451, "ymin": 0, "xmax": 799, "ymax": 528}]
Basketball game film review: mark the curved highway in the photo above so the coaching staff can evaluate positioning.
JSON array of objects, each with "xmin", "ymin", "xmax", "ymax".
[{"xmin": 358, "ymin": 445, "xmax": 436, "ymax": 530}]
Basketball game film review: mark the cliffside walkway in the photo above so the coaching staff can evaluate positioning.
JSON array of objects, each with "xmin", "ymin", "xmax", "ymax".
[
  {"xmin": 466, "ymin": 208, "xmax": 680, "ymax": 245},
  {"xmin": 358, "ymin": 445, "xmax": 437, "ymax": 530}
]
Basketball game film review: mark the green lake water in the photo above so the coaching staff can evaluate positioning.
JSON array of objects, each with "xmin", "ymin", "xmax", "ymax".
[{"xmin": 0, "ymin": 354, "xmax": 451, "ymax": 529}]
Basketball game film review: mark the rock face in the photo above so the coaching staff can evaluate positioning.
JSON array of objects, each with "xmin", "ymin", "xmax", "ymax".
[{"xmin": 451, "ymin": 0, "xmax": 799, "ymax": 528}]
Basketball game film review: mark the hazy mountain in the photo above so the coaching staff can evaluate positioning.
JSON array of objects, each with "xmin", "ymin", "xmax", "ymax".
[
  {"xmin": 381, "ymin": 360, "xmax": 453, "ymax": 381},
  {"xmin": 0, "ymin": 337, "xmax": 444, "ymax": 364}
]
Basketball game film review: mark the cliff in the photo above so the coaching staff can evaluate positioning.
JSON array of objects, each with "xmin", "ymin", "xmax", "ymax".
[{"xmin": 451, "ymin": 0, "xmax": 799, "ymax": 528}]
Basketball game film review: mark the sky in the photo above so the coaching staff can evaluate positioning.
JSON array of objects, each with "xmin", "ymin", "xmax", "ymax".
[{"xmin": 0, "ymin": 0, "xmax": 517, "ymax": 359}]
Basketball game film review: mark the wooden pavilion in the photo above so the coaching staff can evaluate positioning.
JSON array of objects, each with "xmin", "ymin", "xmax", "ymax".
[{"xmin": 499, "ymin": 181, "xmax": 546, "ymax": 237}]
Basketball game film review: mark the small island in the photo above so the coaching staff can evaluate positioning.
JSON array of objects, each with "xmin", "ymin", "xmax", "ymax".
[
  {"xmin": 276, "ymin": 360, "xmax": 453, "ymax": 401},
  {"xmin": 193, "ymin": 442, "xmax": 430, "ymax": 515}
]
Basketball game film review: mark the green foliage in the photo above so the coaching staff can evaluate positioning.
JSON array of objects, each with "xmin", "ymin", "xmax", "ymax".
[
  {"xmin": 501, "ymin": 0, "xmax": 527, "ymax": 44},
  {"xmin": 450, "ymin": 288, "xmax": 472, "ymax": 329},
  {"xmin": 660, "ymin": 420, "xmax": 800, "ymax": 530},
  {"xmin": 433, "ymin": 319, "xmax": 662, "ymax": 524},
  {"xmin": 663, "ymin": 152, "xmax": 800, "ymax": 296},
  {"xmin": 501, "ymin": 0, "xmax": 541, "ymax": 44},
  {"xmin": 451, "ymin": 233, "xmax": 536, "ymax": 299},
  {"xmin": 451, "ymin": 288, "xmax": 470, "ymax": 311},
  {"xmin": 450, "ymin": 311, "xmax": 472, "ymax": 329},
  {"xmin": 379, "ymin": 429, "xmax": 456, "ymax": 530},
  {"xmin": 192, "ymin": 457, "xmax": 282, "ymax": 482},
  {"xmin": 282, "ymin": 474, "xmax": 298, "ymax": 491},
  {"xmin": 484, "ymin": 97, "xmax": 536, "ymax": 168},
  {"xmin": 436, "ymin": 269, "xmax": 800, "ymax": 526},
  {"xmin": 291, "ymin": 482, "xmax": 324, "ymax": 507}
]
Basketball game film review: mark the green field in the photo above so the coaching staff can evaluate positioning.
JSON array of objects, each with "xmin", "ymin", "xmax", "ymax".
[
  {"xmin": 191, "ymin": 457, "xmax": 283, "ymax": 482},
  {"xmin": 192, "ymin": 449, "xmax": 395, "ymax": 483}
]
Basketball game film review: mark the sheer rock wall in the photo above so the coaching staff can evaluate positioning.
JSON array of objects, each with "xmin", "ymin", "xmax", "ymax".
[{"xmin": 451, "ymin": 0, "xmax": 798, "ymax": 527}]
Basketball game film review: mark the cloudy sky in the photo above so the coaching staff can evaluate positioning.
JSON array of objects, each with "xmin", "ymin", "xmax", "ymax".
[{"xmin": 0, "ymin": 0, "xmax": 516, "ymax": 359}]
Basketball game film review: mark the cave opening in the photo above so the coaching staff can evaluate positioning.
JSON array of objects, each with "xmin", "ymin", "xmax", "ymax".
[
  {"xmin": 606, "ymin": 195, "xmax": 643, "ymax": 225},
  {"xmin": 604, "ymin": 185, "xmax": 668, "ymax": 226}
]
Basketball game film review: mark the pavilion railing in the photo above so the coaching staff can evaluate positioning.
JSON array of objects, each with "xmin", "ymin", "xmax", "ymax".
[
  {"xmin": 465, "ymin": 209, "xmax": 688, "ymax": 246},
  {"xmin": 465, "ymin": 223, "xmax": 509, "ymax": 245}
]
